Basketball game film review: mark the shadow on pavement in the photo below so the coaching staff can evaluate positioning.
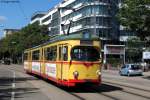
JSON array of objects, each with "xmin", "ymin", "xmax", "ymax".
[
  {"xmin": 43, "ymin": 78, "xmax": 123, "ymax": 93},
  {"xmin": 31, "ymin": 72, "xmax": 123, "ymax": 93},
  {"xmin": 60, "ymin": 83, "xmax": 123, "ymax": 93},
  {"xmin": 0, "ymin": 77, "xmax": 39, "ymax": 82},
  {"xmin": 0, "ymin": 88, "xmax": 38, "ymax": 100},
  {"xmin": 25, "ymin": 73, "xmax": 123, "ymax": 94},
  {"xmin": 0, "ymin": 76, "xmax": 39, "ymax": 100},
  {"xmin": 142, "ymin": 76, "xmax": 150, "ymax": 80}
]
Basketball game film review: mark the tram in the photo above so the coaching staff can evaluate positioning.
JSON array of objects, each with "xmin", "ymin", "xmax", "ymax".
[{"xmin": 24, "ymin": 33, "xmax": 102, "ymax": 87}]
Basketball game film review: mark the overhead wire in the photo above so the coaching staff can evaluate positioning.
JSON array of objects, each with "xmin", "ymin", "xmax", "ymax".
[
  {"xmin": 0, "ymin": 0, "xmax": 28, "ymax": 20},
  {"xmin": 17, "ymin": 0, "xmax": 28, "ymax": 20}
]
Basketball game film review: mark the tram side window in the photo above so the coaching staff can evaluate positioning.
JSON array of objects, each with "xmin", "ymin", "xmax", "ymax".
[
  {"xmin": 24, "ymin": 53, "xmax": 28, "ymax": 60},
  {"xmin": 59, "ymin": 46, "xmax": 68, "ymax": 61},
  {"xmin": 63, "ymin": 46, "xmax": 68, "ymax": 61},
  {"xmin": 45, "ymin": 46, "xmax": 57, "ymax": 61},
  {"xmin": 32, "ymin": 50, "xmax": 40, "ymax": 60}
]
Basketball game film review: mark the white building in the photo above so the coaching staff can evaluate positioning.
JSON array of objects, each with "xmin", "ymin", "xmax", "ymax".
[
  {"xmin": 3, "ymin": 29, "xmax": 20, "ymax": 37},
  {"xmin": 30, "ymin": 0, "xmax": 120, "ymax": 40}
]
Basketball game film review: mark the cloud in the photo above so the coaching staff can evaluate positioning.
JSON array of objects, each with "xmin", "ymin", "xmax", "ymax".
[{"xmin": 0, "ymin": 16, "xmax": 7, "ymax": 22}]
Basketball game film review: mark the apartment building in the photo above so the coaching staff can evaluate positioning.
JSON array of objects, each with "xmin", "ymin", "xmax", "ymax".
[
  {"xmin": 30, "ymin": 11, "xmax": 46, "ymax": 25},
  {"xmin": 30, "ymin": 0, "xmax": 120, "ymax": 40},
  {"xmin": 30, "ymin": 0, "xmax": 139, "ymax": 65}
]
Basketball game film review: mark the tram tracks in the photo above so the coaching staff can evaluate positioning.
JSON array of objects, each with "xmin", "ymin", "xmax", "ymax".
[
  {"xmin": 76, "ymin": 83, "xmax": 150, "ymax": 100},
  {"xmin": 103, "ymin": 80, "xmax": 150, "ymax": 92},
  {"xmin": 84, "ymin": 86, "xmax": 120, "ymax": 100},
  {"xmin": 3, "ymin": 65, "xmax": 150, "ymax": 100},
  {"xmin": 67, "ymin": 80, "xmax": 150, "ymax": 100},
  {"xmin": 2, "ymin": 65, "xmax": 123, "ymax": 100},
  {"xmin": 3, "ymin": 65, "xmax": 86, "ymax": 100},
  {"xmin": 101, "ymin": 81, "xmax": 150, "ymax": 99},
  {"xmin": 86, "ymin": 83, "xmax": 127, "ymax": 100},
  {"xmin": 6, "ymin": 66, "xmax": 119, "ymax": 100},
  {"xmin": 68, "ymin": 92, "xmax": 86, "ymax": 100}
]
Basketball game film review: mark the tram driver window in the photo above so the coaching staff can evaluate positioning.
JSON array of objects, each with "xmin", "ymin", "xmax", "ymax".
[{"xmin": 71, "ymin": 46, "xmax": 100, "ymax": 61}]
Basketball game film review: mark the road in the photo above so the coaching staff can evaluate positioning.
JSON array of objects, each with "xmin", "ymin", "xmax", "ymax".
[{"xmin": 0, "ymin": 64, "xmax": 150, "ymax": 100}]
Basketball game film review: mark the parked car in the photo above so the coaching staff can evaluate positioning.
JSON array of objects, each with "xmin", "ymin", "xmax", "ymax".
[
  {"xmin": 4, "ymin": 58, "xmax": 11, "ymax": 65},
  {"xmin": 119, "ymin": 64, "xmax": 143, "ymax": 76}
]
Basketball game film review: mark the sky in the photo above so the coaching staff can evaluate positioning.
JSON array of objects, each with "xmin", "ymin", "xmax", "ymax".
[{"xmin": 0, "ymin": 0, "xmax": 62, "ymax": 38}]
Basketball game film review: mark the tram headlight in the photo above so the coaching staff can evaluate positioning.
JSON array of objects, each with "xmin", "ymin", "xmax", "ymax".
[
  {"xmin": 73, "ymin": 71, "xmax": 79, "ymax": 79},
  {"xmin": 96, "ymin": 70, "xmax": 101, "ymax": 76}
]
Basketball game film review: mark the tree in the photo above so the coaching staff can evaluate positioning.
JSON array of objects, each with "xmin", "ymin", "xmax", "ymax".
[
  {"xmin": 117, "ymin": 0, "xmax": 150, "ymax": 42},
  {"xmin": 126, "ymin": 37, "xmax": 145, "ymax": 63},
  {"xmin": 21, "ymin": 22, "xmax": 49, "ymax": 48},
  {"xmin": 0, "ymin": 22, "xmax": 49, "ymax": 63}
]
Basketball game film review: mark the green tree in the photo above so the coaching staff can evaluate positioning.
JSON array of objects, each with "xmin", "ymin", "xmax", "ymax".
[
  {"xmin": 126, "ymin": 37, "xmax": 144, "ymax": 63},
  {"xmin": 118, "ymin": 0, "xmax": 150, "ymax": 41},
  {"xmin": 0, "ymin": 22, "xmax": 49, "ymax": 63},
  {"xmin": 21, "ymin": 22, "xmax": 49, "ymax": 48}
]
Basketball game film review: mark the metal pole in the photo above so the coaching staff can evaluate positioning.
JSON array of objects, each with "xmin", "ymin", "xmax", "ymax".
[
  {"xmin": 102, "ymin": 2, "xmax": 104, "ymax": 40},
  {"xmin": 124, "ymin": 46, "xmax": 125, "ymax": 64},
  {"xmin": 58, "ymin": 9, "xmax": 61, "ymax": 35},
  {"xmin": 94, "ymin": 1, "xmax": 96, "ymax": 35},
  {"xmin": 22, "ymin": 52, "xmax": 24, "ymax": 64}
]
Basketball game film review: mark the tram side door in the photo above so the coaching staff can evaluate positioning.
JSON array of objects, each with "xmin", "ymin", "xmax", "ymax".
[{"xmin": 58, "ymin": 45, "xmax": 68, "ymax": 80}]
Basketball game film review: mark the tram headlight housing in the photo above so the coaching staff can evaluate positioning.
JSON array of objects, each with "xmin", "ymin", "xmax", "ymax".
[
  {"xmin": 73, "ymin": 71, "xmax": 79, "ymax": 79},
  {"xmin": 96, "ymin": 70, "xmax": 101, "ymax": 76}
]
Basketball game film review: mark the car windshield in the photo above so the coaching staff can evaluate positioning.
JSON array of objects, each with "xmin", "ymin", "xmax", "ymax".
[
  {"xmin": 71, "ymin": 46, "xmax": 100, "ymax": 61},
  {"xmin": 131, "ymin": 65, "xmax": 140, "ymax": 70}
]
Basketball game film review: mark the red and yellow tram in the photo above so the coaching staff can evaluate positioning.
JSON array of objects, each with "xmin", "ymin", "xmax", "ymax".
[{"xmin": 24, "ymin": 33, "xmax": 102, "ymax": 87}]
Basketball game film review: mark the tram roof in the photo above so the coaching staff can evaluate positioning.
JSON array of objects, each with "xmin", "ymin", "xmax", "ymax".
[
  {"xmin": 25, "ymin": 33, "xmax": 100, "ymax": 51},
  {"xmin": 46, "ymin": 33, "xmax": 99, "ymax": 43}
]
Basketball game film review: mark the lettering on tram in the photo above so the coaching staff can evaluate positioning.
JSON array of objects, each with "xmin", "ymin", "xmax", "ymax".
[{"xmin": 24, "ymin": 33, "xmax": 102, "ymax": 87}]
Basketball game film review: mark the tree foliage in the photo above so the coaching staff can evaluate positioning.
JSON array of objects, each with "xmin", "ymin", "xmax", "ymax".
[
  {"xmin": 126, "ymin": 37, "xmax": 145, "ymax": 63},
  {"xmin": 117, "ymin": 0, "xmax": 150, "ymax": 41},
  {"xmin": 0, "ymin": 23, "xmax": 49, "ymax": 63}
]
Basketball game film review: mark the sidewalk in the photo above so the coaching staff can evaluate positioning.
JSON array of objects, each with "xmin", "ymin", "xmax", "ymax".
[
  {"xmin": 102, "ymin": 69, "xmax": 150, "ymax": 77},
  {"xmin": 143, "ymin": 71, "xmax": 150, "ymax": 76},
  {"xmin": 102, "ymin": 69, "xmax": 150, "ymax": 91},
  {"xmin": 102, "ymin": 69, "xmax": 119, "ymax": 75}
]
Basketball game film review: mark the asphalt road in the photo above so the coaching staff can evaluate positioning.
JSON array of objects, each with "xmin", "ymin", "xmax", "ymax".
[
  {"xmin": 0, "ymin": 64, "xmax": 150, "ymax": 100},
  {"xmin": 0, "ymin": 65, "xmax": 51, "ymax": 100}
]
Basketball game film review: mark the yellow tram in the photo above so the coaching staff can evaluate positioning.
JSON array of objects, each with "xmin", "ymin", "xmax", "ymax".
[{"xmin": 24, "ymin": 33, "xmax": 102, "ymax": 86}]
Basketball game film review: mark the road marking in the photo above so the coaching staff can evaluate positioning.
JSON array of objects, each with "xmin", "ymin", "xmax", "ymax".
[
  {"xmin": 11, "ymin": 71, "xmax": 16, "ymax": 100},
  {"xmin": 11, "ymin": 92, "xmax": 15, "ymax": 100}
]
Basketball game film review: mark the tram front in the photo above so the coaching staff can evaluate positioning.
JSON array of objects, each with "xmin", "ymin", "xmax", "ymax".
[{"xmin": 68, "ymin": 44, "xmax": 101, "ymax": 86}]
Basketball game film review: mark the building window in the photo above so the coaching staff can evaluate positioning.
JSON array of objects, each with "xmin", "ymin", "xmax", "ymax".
[{"xmin": 42, "ymin": 15, "xmax": 51, "ymax": 23}]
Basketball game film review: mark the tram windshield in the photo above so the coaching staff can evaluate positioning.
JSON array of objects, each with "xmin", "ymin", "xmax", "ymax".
[{"xmin": 71, "ymin": 46, "xmax": 100, "ymax": 61}]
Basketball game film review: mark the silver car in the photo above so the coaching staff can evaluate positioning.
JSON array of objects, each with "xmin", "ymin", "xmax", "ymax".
[{"xmin": 119, "ymin": 64, "xmax": 143, "ymax": 76}]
